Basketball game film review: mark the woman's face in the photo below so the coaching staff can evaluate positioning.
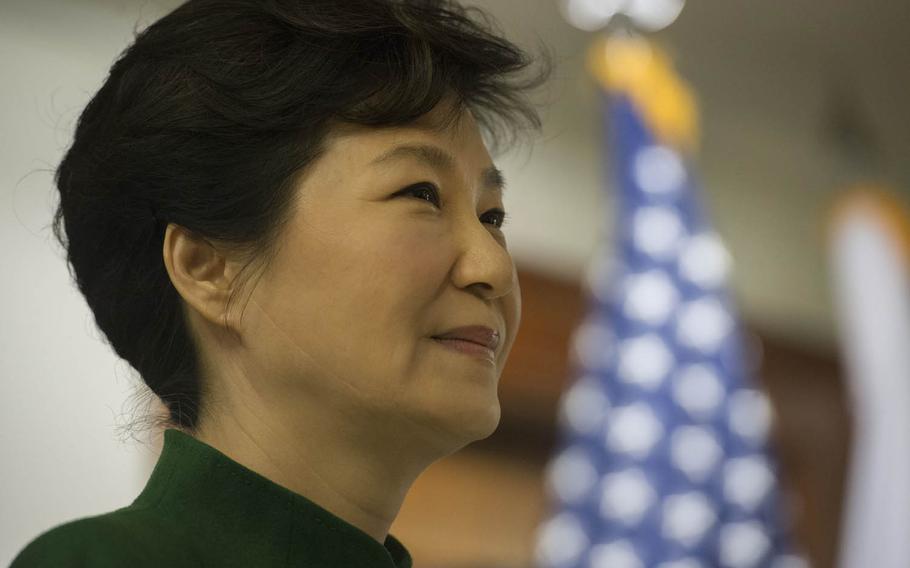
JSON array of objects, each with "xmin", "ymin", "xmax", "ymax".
[{"xmin": 235, "ymin": 104, "xmax": 521, "ymax": 450}]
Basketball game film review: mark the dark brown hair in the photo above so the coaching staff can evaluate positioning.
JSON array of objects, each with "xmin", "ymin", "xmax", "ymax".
[{"xmin": 53, "ymin": 0, "xmax": 551, "ymax": 433}]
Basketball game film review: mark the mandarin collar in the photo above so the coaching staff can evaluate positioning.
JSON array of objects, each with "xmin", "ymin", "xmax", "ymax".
[{"xmin": 132, "ymin": 428, "xmax": 412, "ymax": 567}]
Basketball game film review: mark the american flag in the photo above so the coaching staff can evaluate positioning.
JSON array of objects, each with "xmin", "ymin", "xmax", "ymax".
[{"xmin": 532, "ymin": 89, "xmax": 805, "ymax": 568}]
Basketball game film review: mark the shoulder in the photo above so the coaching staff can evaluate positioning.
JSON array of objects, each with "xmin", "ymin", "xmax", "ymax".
[{"xmin": 10, "ymin": 507, "xmax": 194, "ymax": 567}]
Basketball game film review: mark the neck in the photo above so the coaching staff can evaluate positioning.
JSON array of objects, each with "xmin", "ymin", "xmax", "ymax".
[{"xmin": 191, "ymin": 381, "xmax": 441, "ymax": 544}]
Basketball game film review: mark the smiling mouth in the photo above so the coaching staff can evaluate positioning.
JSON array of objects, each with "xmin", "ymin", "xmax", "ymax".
[{"xmin": 431, "ymin": 337, "xmax": 496, "ymax": 362}]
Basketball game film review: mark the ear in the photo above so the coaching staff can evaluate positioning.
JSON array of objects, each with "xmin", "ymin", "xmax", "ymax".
[{"xmin": 162, "ymin": 223, "xmax": 239, "ymax": 329}]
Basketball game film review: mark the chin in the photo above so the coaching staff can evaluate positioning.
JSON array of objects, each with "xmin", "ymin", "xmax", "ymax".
[
  {"xmin": 451, "ymin": 397, "xmax": 502, "ymax": 447},
  {"xmin": 478, "ymin": 399, "xmax": 502, "ymax": 439},
  {"xmin": 410, "ymin": 382, "xmax": 503, "ymax": 454}
]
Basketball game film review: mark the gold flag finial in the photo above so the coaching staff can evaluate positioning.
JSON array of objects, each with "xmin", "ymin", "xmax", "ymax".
[{"xmin": 587, "ymin": 34, "xmax": 699, "ymax": 154}]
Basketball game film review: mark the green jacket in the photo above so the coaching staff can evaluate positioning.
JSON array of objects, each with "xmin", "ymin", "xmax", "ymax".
[{"xmin": 11, "ymin": 428, "xmax": 412, "ymax": 567}]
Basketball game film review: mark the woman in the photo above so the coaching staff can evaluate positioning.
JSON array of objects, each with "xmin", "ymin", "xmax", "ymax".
[{"xmin": 11, "ymin": 0, "xmax": 549, "ymax": 566}]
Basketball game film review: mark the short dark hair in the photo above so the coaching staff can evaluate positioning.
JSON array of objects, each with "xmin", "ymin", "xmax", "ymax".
[{"xmin": 53, "ymin": 0, "xmax": 552, "ymax": 433}]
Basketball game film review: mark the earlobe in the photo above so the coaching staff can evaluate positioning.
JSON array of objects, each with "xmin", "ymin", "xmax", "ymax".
[{"xmin": 162, "ymin": 223, "xmax": 235, "ymax": 328}]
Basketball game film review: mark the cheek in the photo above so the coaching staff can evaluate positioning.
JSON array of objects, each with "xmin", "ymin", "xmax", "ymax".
[
  {"xmin": 501, "ymin": 269, "xmax": 521, "ymax": 351},
  {"xmin": 510, "ymin": 273, "xmax": 521, "ymax": 327},
  {"xmin": 324, "ymin": 232, "xmax": 454, "ymax": 403},
  {"xmin": 333, "ymin": 228, "xmax": 451, "ymax": 341},
  {"xmin": 362, "ymin": 229, "xmax": 452, "ymax": 298}
]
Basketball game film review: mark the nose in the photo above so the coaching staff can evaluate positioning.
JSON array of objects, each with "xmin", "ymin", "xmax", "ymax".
[{"xmin": 449, "ymin": 216, "xmax": 516, "ymax": 301}]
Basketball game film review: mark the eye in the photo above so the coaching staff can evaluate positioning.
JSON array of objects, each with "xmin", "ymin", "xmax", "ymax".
[
  {"xmin": 401, "ymin": 183, "xmax": 441, "ymax": 207},
  {"xmin": 398, "ymin": 183, "xmax": 510, "ymax": 230},
  {"xmin": 482, "ymin": 208, "xmax": 510, "ymax": 229}
]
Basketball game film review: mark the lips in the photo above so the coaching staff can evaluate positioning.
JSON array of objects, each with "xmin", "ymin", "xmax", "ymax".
[{"xmin": 432, "ymin": 325, "xmax": 501, "ymax": 351}]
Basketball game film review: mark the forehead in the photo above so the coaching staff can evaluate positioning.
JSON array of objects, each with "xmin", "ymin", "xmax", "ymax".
[{"xmin": 323, "ymin": 105, "xmax": 491, "ymax": 166}]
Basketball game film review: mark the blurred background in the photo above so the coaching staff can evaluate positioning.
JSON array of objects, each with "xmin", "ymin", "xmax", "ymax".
[{"xmin": 2, "ymin": 0, "xmax": 908, "ymax": 567}]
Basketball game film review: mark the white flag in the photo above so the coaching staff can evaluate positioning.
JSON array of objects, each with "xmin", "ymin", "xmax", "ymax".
[{"xmin": 829, "ymin": 188, "xmax": 910, "ymax": 568}]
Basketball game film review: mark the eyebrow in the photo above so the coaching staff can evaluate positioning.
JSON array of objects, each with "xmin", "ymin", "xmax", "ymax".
[{"xmin": 369, "ymin": 143, "xmax": 506, "ymax": 194}]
